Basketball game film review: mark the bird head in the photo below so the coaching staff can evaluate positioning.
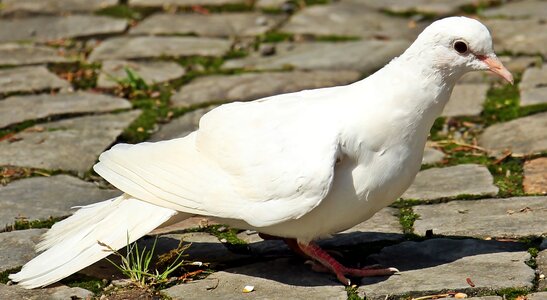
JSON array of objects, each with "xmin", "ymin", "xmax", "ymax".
[{"xmin": 408, "ymin": 16, "xmax": 513, "ymax": 84}]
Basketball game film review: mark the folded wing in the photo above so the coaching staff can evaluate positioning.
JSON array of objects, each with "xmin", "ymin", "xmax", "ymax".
[{"xmin": 94, "ymin": 88, "xmax": 343, "ymax": 227}]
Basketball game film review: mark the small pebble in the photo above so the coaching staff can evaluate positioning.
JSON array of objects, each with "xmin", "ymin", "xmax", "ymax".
[
  {"xmin": 242, "ymin": 285, "xmax": 254, "ymax": 293},
  {"xmin": 455, "ymin": 292, "xmax": 468, "ymax": 299},
  {"xmin": 220, "ymin": 238, "xmax": 227, "ymax": 243},
  {"xmin": 540, "ymin": 274, "xmax": 545, "ymax": 280},
  {"xmin": 217, "ymin": 226, "xmax": 227, "ymax": 232},
  {"xmin": 260, "ymin": 44, "xmax": 276, "ymax": 56}
]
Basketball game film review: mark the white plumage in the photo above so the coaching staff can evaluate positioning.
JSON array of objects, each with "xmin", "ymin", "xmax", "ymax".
[{"xmin": 11, "ymin": 16, "xmax": 513, "ymax": 288}]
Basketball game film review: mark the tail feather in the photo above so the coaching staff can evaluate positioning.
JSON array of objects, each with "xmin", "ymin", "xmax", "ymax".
[{"xmin": 9, "ymin": 194, "xmax": 177, "ymax": 289}]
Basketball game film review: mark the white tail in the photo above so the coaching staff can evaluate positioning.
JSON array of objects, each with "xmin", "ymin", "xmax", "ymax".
[{"xmin": 9, "ymin": 194, "xmax": 177, "ymax": 289}]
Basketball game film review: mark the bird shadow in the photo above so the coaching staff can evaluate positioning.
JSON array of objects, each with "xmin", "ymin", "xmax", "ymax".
[{"xmin": 134, "ymin": 231, "xmax": 529, "ymax": 287}]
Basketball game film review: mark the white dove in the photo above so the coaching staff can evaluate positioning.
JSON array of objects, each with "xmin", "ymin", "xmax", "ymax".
[{"xmin": 10, "ymin": 16, "xmax": 513, "ymax": 288}]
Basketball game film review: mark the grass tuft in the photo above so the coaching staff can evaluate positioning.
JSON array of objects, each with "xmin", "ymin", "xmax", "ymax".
[{"xmin": 99, "ymin": 235, "xmax": 188, "ymax": 288}]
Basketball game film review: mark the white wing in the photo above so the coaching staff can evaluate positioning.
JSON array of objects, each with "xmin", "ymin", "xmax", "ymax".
[{"xmin": 94, "ymin": 87, "xmax": 345, "ymax": 227}]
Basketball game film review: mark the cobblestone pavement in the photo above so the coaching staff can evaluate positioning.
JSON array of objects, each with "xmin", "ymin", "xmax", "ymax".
[{"xmin": 0, "ymin": 0, "xmax": 546, "ymax": 299}]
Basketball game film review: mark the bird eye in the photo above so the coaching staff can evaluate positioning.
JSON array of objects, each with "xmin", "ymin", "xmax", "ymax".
[{"xmin": 453, "ymin": 40, "xmax": 469, "ymax": 54}]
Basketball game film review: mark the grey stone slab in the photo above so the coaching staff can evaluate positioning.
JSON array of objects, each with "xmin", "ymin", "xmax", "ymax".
[
  {"xmin": 172, "ymin": 70, "xmax": 361, "ymax": 108},
  {"xmin": 320, "ymin": 207, "xmax": 403, "ymax": 248},
  {"xmin": 538, "ymin": 249, "xmax": 547, "ymax": 290},
  {"xmin": 0, "ymin": 91, "xmax": 131, "ymax": 128},
  {"xmin": 281, "ymin": 2, "xmax": 421, "ymax": 40},
  {"xmin": 360, "ymin": 238, "xmax": 533, "ymax": 299},
  {"xmin": 162, "ymin": 258, "xmax": 347, "ymax": 300},
  {"xmin": 130, "ymin": 0, "xmax": 247, "ymax": 6},
  {"xmin": 255, "ymin": 0, "xmax": 289, "ymax": 10},
  {"xmin": 413, "ymin": 196, "xmax": 547, "ymax": 238},
  {"xmin": 0, "ymin": 110, "xmax": 141, "ymax": 173},
  {"xmin": 484, "ymin": 19, "xmax": 547, "ymax": 57},
  {"xmin": 528, "ymin": 292, "xmax": 547, "ymax": 300},
  {"xmin": 97, "ymin": 60, "xmax": 186, "ymax": 89},
  {"xmin": 520, "ymin": 64, "xmax": 547, "ymax": 106},
  {"xmin": 0, "ymin": 44, "xmax": 71, "ymax": 67},
  {"xmin": 0, "ymin": 175, "xmax": 120, "ymax": 228},
  {"xmin": 1, "ymin": 0, "xmax": 118, "ymax": 15},
  {"xmin": 0, "ymin": 15, "xmax": 127, "ymax": 43},
  {"xmin": 0, "ymin": 229, "xmax": 46, "ymax": 272},
  {"xmin": 478, "ymin": 111, "xmax": 547, "ymax": 156},
  {"xmin": 0, "ymin": 284, "xmax": 92, "ymax": 300},
  {"xmin": 0, "ymin": 66, "xmax": 70, "ymax": 96},
  {"xmin": 482, "ymin": 0, "xmax": 547, "ymax": 20},
  {"xmin": 235, "ymin": 231, "xmax": 291, "ymax": 257},
  {"xmin": 130, "ymin": 13, "xmax": 285, "ymax": 37},
  {"xmin": 402, "ymin": 164, "xmax": 498, "ymax": 201},
  {"xmin": 357, "ymin": 0, "xmax": 481, "ymax": 16},
  {"xmin": 148, "ymin": 106, "xmax": 217, "ymax": 142},
  {"xmin": 422, "ymin": 146, "xmax": 444, "ymax": 165},
  {"xmin": 523, "ymin": 157, "xmax": 547, "ymax": 195},
  {"xmin": 442, "ymin": 83, "xmax": 489, "ymax": 117},
  {"xmin": 89, "ymin": 36, "xmax": 231, "ymax": 61},
  {"xmin": 222, "ymin": 40, "xmax": 409, "ymax": 73}
]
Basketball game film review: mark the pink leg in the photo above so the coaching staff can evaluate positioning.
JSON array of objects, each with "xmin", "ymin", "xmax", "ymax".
[{"xmin": 297, "ymin": 241, "xmax": 399, "ymax": 285}]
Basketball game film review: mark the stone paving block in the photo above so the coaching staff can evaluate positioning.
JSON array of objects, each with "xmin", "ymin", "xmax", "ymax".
[
  {"xmin": 442, "ymin": 83, "xmax": 489, "ymax": 117},
  {"xmin": 319, "ymin": 207, "xmax": 404, "ymax": 248},
  {"xmin": 0, "ymin": 0, "xmax": 117, "ymax": 15},
  {"xmin": 0, "ymin": 229, "xmax": 46, "ymax": 272},
  {"xmin": 0, "ymin": 44, "xmax": 71, "ymax": 67},
  {"xmin": 523, "ymin": 157, "xmax": 547, "ymax": 194},
  {"xmin": 148, "ymin": 106, "xmax": 217, "ymax": 142},
  {"xmin": 0, "ymin": 15, "xmax": 127, "ymax": 43},
  {"xmin": 0, "ymin": 110, "xmax": 141, "ymax": 173},
  {"xmin": 161, "ymin": 258, "xmax": 347, "ymax": 300},
  {"xmin": 130, "ymin": 0, "xmax": 248, "ymax": 7},
  {"xmin": 235, "ymin": 231, "xmax": 291, "ymax": 257},
  {"xmin": 520, "ymin": 64, "xmax": 547, "ymax": 106},
  {"xmin": 0, "ymin": 284, "xmax": 92, "ymax": 300},
  {"xmin": 222, "ymin": 40, "xmax": 409, "ymax": 73},
  {"xmin": 0, "ymin": 66, "xmax": 70, "ymax": 96},
  {"xmin": 97, "ymin": 60, "xmax": 186, "ymax": 89},
  {"xmin": 422, "ymin": 146, "xmax": 444, "ymax": 165},
  {"xmin": 172, "ymin": 70, "xmax": 361, "ymax": 107},
  {"xmin": 478, "ymin": 111, "xmax": 547, "ymax": 156},
  {"xmin": 89, "ymin": 36, "xmax": 231, "ymax": 61},
  {"xmin": 414, "ymin": 196, "xmax": 547, "ymax": 238},
  {"xmin": 528, "ymin": 292, "xmax": 547, "ymax": 300},
  {"xmin": 482, "ymin": 0, "xmax": 547, "ymax": 20},
  {"xmin": 0, "ymin": 91, "xmax": 131, "ymax": 128},
  {"xmin": 0, "ymin": 175, "xmax": 121, "ymax": 228},
  {"xmin": 538, "ymin": 249, "xmax": 547, "ymax": 291},
  {"xmin": 357, "ymin": 0, "xmax": 482, "ymax": 16},
  {"xmin": 402, "ymin": 164, "xmax": 498, "ymax": 201},
  {"xmin": 484, "ymin": 19, "xmax": 547, "ymax": 57},
  {"xmin": 281, "ymin": 2, "xmax": 421, "ymax": 40},
  {"xmin": 360, "ymin": 238, "xmax": 534, "ymax": 299},
  {"xmin": 255, "ymin": 0, "xmax": 289, "ymax": 10},
  {"xmin": 130, "ymin": 13, "xmax": 284, "ymax": 37}
]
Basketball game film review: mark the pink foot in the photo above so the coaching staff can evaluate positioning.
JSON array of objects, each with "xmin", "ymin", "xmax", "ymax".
[{"xmin": 297, "ymin": 241, "xmax": 399, "ymax": 285}]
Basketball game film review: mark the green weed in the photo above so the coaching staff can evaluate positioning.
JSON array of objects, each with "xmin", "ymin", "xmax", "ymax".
[{"xmin": 99, "ymin": 236, "xmax": 188, "ymax": 288}]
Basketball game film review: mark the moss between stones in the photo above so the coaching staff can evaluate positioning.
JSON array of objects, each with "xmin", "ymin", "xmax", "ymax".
[
  {"xmin": 346, "ymin": 285, "xmax": 363, "ymax": 300},
  {"xmin": 3, "ymin": 216, "xmax": 66, "ymax": 232},
  {"xmin": 0, "ymin": 267, "xmax": 21, "ymax": 284},
  {"xmin": 60, "ymin": 273, "xmax": 106, "ymax": 295}
]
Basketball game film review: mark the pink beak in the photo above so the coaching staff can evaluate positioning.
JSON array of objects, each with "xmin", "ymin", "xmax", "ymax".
[{"xmin": 477, "ymin": 54, "xmax": 514, "ymax": 84}]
